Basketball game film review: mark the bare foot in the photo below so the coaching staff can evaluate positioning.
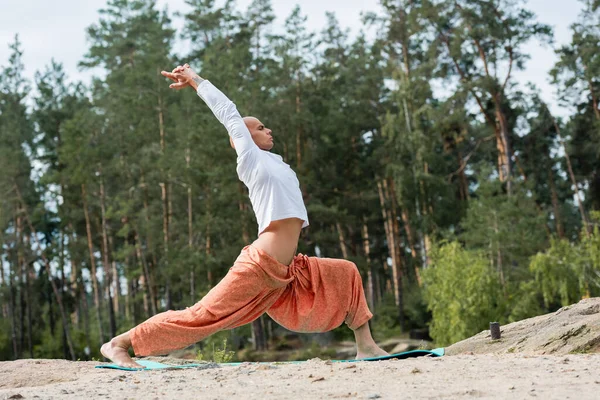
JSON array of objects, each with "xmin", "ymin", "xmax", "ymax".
[
  {"xmin": 100, "ymin": 338, "xmax": 145, "ymax": 369},
  {"xmin": 355, "ymin": 345, "xmax": 389, "ymax": 360}
]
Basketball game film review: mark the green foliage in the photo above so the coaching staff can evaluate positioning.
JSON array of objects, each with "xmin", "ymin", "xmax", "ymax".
[
  {"xmin": 460, "ymin": 179, "xmax": 549, "ymax": 282},
  {"xmin": 422, "ymin": 241, "xmax": 505, "ymax": 346},
  {"xmin": 369, "ymin": 293, "xmax": 402, "ymax": 341},
  {"xmin": 530, "ymin": 217, "xmax": 600, "ymax": 308},
  {"xmin": 506, "ymin": 280, "xmax": 545, "ymax": 323},
  {"xmin": 196, "ymin": 339, "xmax": 235, "ymax": 363},
  {"xmin": 530, "ymin": 239, "xmax": 584, "ymax": 308},
  {"xmin": 0, "ymin": 319, "xmax": 12, "ymax": 360}
]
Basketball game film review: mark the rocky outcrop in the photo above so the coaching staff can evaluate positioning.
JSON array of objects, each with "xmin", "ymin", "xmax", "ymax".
[{"xmin": 446, "ymin": 297, "xmax": 600, "ymax": 355}]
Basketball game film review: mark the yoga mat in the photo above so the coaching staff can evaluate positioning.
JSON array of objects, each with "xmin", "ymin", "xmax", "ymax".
[
  {"xmin": 95, "ymin": 360, "xmax": 208, "ymax": 371},
  {"xmin": 96, "ymin": 348, "xmax": 444, "ymax": 371},
  {"xmin": 343, "ymin": 347, "xmax": 445, "ymax": 362},
  {"xmin": 225, "ymin": 348, "xmax": 445, "ymax": 366}
]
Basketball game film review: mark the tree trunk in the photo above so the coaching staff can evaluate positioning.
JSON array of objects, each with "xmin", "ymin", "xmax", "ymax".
[
  {"xmin": 361, "ymin": 219, "xmax": 376, "ymax": 311},
  {"xmin": 251, "ymin": 316, "xmax": 267, "ymax": 351},
  {"xmin": 69, "ymin": 228, "xmax": 90, "ymax": 354},
  {"xmin": 384, "ymin": 179, "xmax": 405, "ymax": 329},
  {"xmin": 141, "ymin": 171, "xmax": 159, "ymax": 312},
  {"xmin": 457, "ymin": 150, "xmax": 469, "ymax": 201},
  {"xmin": 109, "ymin": 235, "xmax": 121, "ymax": 315},
  {"xmin": 187, "ymin": 148, "xmax": 195, "ymax": 301},
  {"xmin": 548, "ymin": 167, "xmax": 565, "ymax": 239},
  {"xmin": 16, "ymin": 185, "xmax": 76, "ymax": 360},
  {"xmin": 494, "ymin": 100, "xmax": 513, "ymax": 194},
  {"xmin": 549, "ymin": 109, "xmax": 591, "ymax": 235},
  {"xmin": 134, "ymin": 228, "xmax": 156, "ymax": 316},
  {"xmin": 98, "ymin": 175, "xmax": 117, "ymax": 338},
  {"xmin": 160, "ymin": 182, "xmax": 172, "ymax": 310},
  {"xmin": 377, "ymin": 179, "xmax": 404, "ymax": 329},
  {"xmin": 157, "ymin": 87, "xmax": 171, "ymax": 310},
  {"xmin": 9, "ymin": 259, "xmax": 18, "ymax": 359},
  {"xmin": 0, "ymin": 241, "xmax": 7, "ymax": 318},
  {"xmin": 125, "ymin": 270, "xmax": 132, "ymax": 322},
  {"xmin": 81, "ymin": 183, "xmax": 105, "ymax": 346},
  {"xmin": 24, "ymin": 234, "xmax": 33, "ymax": 358},
  {"xmin": 336, "ymin": 222, "xmax": 349, "ymax": 259},
  {"xmin": 296, "ymin": 78, "xmax": 303, "ymax": 169},
  {"xmin": 16, "ymin": 206, "xmax": 29, "ymax": 358},
  {"xmin": 68, "ymin": 231, "xmax": 80, "ymax": 327},
  {"xmin": 377, "ymin": 180, "xmax": 393, "ymax": 254},
  {"xmin": 585, "ymin": 75, "xmax": 600, "ymax": 121}
]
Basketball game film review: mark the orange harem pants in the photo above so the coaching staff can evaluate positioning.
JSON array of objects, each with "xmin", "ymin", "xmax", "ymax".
[{"xmin": 130, "ymin": 245, "xmax": 373, "ymax": 356}]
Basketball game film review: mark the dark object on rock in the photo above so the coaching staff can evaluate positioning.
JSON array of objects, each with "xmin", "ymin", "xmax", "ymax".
[{"xmin": 490, "ymin": 322, "xmax": 501, "ymax": 340}]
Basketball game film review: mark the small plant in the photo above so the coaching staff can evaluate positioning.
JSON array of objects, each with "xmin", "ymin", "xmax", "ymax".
[{"xmin": 196, "ymin": 339, "xmax": 235, "ymax": 363}]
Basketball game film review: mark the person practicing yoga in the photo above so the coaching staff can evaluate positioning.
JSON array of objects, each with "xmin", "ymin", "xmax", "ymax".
[{"xmin": 100, "ymin": 64, "xmax": 388, "ymax": 368}]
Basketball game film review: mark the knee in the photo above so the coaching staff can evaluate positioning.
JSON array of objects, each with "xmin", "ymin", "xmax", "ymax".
[
  {"xmin": 347, "ymin": 260, "xmax": 360, "ymax": 273},
  {"xmin": 343, "ymin": 260, "xmax": 362, "ymax": 280}
]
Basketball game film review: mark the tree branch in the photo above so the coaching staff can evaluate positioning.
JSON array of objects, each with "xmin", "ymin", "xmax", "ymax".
[
  {"xmin": 439, "ymin": 33, "xmax": 496, "ymax": 127},
  {"xmin": 446, "ymin": 134, "xmax": 495, "ymax": 180}
]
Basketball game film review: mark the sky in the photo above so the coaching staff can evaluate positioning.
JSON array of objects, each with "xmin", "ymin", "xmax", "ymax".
[{"xmin": 0, "ymin": 0, "xmax": 586, "ymax": 118}]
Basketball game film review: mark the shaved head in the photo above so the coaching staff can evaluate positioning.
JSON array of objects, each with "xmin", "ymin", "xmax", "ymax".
[
  {"xmin": 243, "ymin": 116, "xmax": 260, "ymax": 127},
  {"xmin": 229, "ymin": 116, "xmax": 274, "ymax": 151}
]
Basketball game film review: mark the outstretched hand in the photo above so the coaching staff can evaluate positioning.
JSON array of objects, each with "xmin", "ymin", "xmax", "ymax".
[{"xmin": 161, "ymin": 64, "xmax": 202, "ymax": 91}]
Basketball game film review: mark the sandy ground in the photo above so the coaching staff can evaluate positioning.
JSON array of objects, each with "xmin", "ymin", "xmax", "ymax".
[{"xmin": 1, "ymin": 354, "xmax": 600, "ymax": 399}]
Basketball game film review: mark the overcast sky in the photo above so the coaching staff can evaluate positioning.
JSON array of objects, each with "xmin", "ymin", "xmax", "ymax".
[{"xmin": 0, "ymin": 0, "xmax": 585, "ymax": 117}]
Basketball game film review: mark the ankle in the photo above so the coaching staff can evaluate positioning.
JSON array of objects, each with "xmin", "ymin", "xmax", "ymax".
[{"xmin": 110, "ymin": 333, "xmax": 132, "ymax": 350}]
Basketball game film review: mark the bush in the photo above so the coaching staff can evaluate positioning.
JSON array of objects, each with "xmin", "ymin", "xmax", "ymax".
[
  {"xmin": 422, "ymin": 241, "xmax": 505, "ymax": 346},
  {"xmin": 196, "ymin": 339, "xmax": 235, "ymax": 363},
  {"xmin": 530, "ymin": 218, "xmax": 600, "ymax": 308}
]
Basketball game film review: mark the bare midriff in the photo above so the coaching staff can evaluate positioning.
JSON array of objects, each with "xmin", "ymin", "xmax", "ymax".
[{"xmin": 252, "ymin": 218, "xmax": 304, "ymax": 266}]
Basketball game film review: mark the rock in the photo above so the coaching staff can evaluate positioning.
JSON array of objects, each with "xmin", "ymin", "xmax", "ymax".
[{"xmin": 446, "ymin": 297, "xmax": 600, "ymax": 356}]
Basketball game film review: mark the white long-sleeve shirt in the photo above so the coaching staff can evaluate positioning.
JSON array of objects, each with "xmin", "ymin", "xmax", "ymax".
[{"xmin": 196, "ymin": 80, "xmax": 309, "ymax": 236}]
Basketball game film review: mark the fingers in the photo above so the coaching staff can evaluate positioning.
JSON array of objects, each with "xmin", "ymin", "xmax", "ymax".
[
  {"xmin": 161, "ymin": 71, "xmax": 179, "ymax": 82},
  {"xmin": 169, "ymin": 81, "xmax": 189, "ymax": 90},
  {"xmin": 162, "ymin": 70, "xmax": 189, "ymax": 81},
  {"xmin": 163, "ymin": 64, "xmax": 193, "ymax": 89},
  {"xmin": 173, "ymin": 64, "xmax": 188, "ymax": 73},
  {"xmin": 172, "ymin": 64, "xmax": 191, "ymax": 73}
]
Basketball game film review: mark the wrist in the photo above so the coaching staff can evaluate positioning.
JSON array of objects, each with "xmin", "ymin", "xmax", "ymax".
[{"xmin": 190, "ymin": 74, "xmax": 204, "ymax": 91}]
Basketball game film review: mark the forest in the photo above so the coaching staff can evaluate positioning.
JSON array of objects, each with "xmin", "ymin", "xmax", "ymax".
[{"xmin": 1, "ymin": 0, "xmax": 599, "ymax": 361}]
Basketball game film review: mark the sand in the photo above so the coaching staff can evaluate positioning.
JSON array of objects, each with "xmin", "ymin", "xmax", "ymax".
[{"xmin": 1, "ymin": 354, "xmax": 600, "ymax": 399}]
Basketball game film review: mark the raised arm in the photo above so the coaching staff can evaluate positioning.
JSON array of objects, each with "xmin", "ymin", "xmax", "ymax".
[{"xmin": 161, "ymin": 65, "xmax": 257, "ymax": 157}]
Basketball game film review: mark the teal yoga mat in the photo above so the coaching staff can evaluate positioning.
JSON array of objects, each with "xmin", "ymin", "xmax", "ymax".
[
  {"xmin": 226, "ymin": 347, "xmax": 445, "ymax": 366},
  {"xmin": 95, "ymin": 348, "xmax": 444, "ymax": 371},
  {"xmin": 96, "ymin": 360, "xmax": 208, "ymax": 371},
  {"xmin": 343, "ymin": 347, "xmax": 444, "ymax": 362}
]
